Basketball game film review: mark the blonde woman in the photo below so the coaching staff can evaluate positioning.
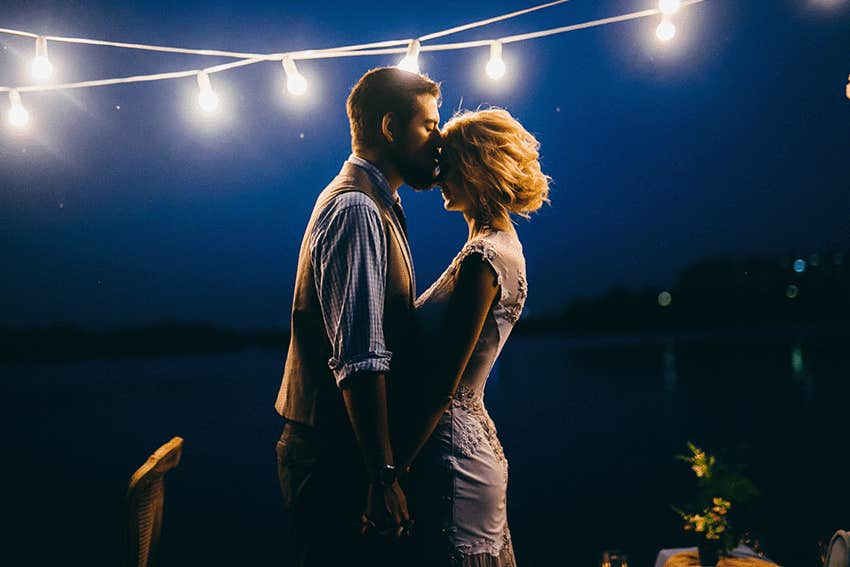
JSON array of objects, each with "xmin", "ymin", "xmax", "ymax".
[{"xmin": 393, "ymin": 108, "xmax": 550, "ymax": 567}]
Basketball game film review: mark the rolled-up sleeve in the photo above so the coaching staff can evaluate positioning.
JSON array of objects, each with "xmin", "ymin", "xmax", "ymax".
[{"xmin": 310, "ymin": 193, "xmax": 391, "ymax": 387}]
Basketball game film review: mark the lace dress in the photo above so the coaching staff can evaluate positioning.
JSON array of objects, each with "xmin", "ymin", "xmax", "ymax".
[{"xmin": 414, "ymin": 228, "xmax": 527, "ymax": 567}]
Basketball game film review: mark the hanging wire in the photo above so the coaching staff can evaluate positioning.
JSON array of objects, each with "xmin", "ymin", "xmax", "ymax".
[
  {"xmin": 418, "ymin": 0, "xmax": 572, "ymax": 42},
  {"xmin": 0, "ymin": 0, "xmax": 706, "ymax": 94},
  {"xmin": 0, "ymin": 0, "xmax": 575, "ymax": 62}
]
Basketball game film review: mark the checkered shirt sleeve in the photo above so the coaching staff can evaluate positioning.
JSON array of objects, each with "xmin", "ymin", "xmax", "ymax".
[{"xmin": 310, "ymin": 192, "xmax": 392, "ymax": 387}]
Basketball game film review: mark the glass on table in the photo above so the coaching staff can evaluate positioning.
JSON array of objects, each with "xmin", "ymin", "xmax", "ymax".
[{"xmin": 599, "ymin": 549, "xmax": 629, "ymax": 567}]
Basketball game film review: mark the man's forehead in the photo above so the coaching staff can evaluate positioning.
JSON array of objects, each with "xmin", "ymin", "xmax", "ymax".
[{"xmin": 413, "ymin": 94, "xmax": 440, "ymax": 122}]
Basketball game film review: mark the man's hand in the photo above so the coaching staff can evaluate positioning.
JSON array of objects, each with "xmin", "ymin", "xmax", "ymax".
[{"xmin": 361, "ymin": 481, "xmax": 413, "ymax": 538}]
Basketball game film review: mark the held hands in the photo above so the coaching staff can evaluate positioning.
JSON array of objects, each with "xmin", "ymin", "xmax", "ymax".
[{"xmin": 361, "ymin": 480, "xmax": 413, "ymax": 538}]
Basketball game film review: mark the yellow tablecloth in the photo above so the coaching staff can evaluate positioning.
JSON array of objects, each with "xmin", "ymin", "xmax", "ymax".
[{"xmin": 664, "ymin": 551, "xmax": 780, "ymax": 567}]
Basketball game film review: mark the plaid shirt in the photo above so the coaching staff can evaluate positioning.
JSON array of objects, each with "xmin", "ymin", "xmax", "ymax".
[{"xmin": 310, "ymin": 154, "xmax": 411, "ymax": 386}]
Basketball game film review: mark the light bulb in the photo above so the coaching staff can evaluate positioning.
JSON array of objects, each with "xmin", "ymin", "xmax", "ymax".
[
  {"xmin": 8, "ymin": 90, "xmax": 29, "ymax": 128},
  {"xmin": 846, "ymin": 75, "xmax": 850, "ymax": 100},
  {"xmin": 659, "ymin": 0, "xmax": 681, "ymax": 15},
  {"xmin": 281, "ymin": 57, "xmax": 308, "ymax": 96},
  {"xmin": 32, "ymin": 57, "xmax": 53, "ymax": 81},
  {"xmin": 656, "ymin": 19, "xmax": 677, "ymax": 41},
  {"xmin": 31, "ymin": 37, "xmax": 53, "ymax": 81},
  {"xmin": 196, "ymin": 71, "xmax": 219, "ymax": 113},
  {"xmin": 198, "ymin": 90, "xmax": 219, "ymax": 112},
  {"xmin": 397, "ymin": 39, "xmax": 421, "ymax": 74},
  {"xmin": 288, "ymin": 73, "xmax": 307, "ymax": 96},
  {"xmin": 486, "ymin": 41, "xmax": 506, "ymax": 80}
]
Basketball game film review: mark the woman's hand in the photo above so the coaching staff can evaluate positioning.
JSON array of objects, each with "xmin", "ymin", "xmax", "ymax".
[{"xmin": 361, "ymin": 480, "xmax": 413, "ymax": 538}]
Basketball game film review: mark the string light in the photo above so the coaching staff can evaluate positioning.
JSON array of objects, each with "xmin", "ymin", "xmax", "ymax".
[
  {"xmin": 8, "ymin": 90, "xmax": 29, "ymax": 127},
  {"xmin": 659, "ymin": 0, "xmax": 682, "ymax": 15},
  {"xmin": 0, "ymin": 0, "xmax": 708, "ymax": 132},
  {"xmin": 397, "ymin": 39, "xmax": 421, "ymax": 74},
  {"xmin": 485, "ymin": 41, "xmax": 506, "ymax": 80},
  {"xmin": 31, "ymin": 36, "xmax": 53, "ymax": 80},
  {"xmin": 281, "ymin": 56, "xmax": 307, "ymax": 96},
  {"xmin": 656, "ymin": 18, "xmax": 677, "ymax": 41},
  {"xmin": 196, "ymin": 71, "xmax": 219, "ymax": 113},
  {"xmin": 846, "ymin": 74, "xmax": 850, "ymax": 100}
]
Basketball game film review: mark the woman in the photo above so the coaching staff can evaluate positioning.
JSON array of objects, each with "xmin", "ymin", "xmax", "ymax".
[{"xmin": 394, "ymin": 107, "xmax": 550, "ymax": 567}]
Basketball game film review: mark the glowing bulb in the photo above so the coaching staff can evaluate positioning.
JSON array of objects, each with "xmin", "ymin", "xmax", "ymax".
[
  {"xmin": 485, "ymin": 41, "xmax": 506, "ymax": 80},
  {"xmin": 288, "ymin": 73, "xmax": 307, "ymax": 96},
  {"xmin": 8, "ymin": 90, "xmax": 29, "ymax": 128},
  {"xmin": 397, "ymin": 39, "xmax": 421, "ymax": 74},
  {"xmin": 846, "ymin": 75, "xmax": 850, "ymax": 100},
  {"xmin": 656, "ymin": 19, "xmax": 677, "ymax": 41},
  {"xmin": 32, "ymin": 57, "xmax": 53, "ymax": 80},
  {"xmin": 281, "ymin": 56, "xmax": 308, "ymax": 96},
  {"xmin": 31, "ymin": 37, "xmax": 53, "ymax": 81},
  {"xmin": 196, "ymin": 71, "xmax": 219, "ymax": 113},
  {"xmin": 198, "ymin": 89, "xmax": 219, "ymax": 112},
  {"xmin": 659, "ymin": 0, "xmax": 681, "ymax": 15}
]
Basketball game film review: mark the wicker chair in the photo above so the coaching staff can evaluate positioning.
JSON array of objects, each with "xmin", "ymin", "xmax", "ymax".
[
  {"xmin": 125, "ymin": 437, "xmax": 184, "ymax": 567},
  {"xmin": 826, "ymin": 531, "xmax": 850, "ymax": 567}
]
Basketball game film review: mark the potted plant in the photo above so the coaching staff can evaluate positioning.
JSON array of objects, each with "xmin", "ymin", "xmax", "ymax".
[{"xmin": 673, "ymin": 443, "xmax": 757, "ymax": 566}]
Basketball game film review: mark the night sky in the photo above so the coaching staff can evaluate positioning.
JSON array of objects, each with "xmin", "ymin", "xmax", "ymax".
[{"xmin": 1, "ymin": 0, "xmax": 848, "ymax": 331}]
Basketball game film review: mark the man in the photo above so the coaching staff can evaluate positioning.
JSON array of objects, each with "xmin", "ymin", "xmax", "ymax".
[{"xmin": 274, "ymin": 67, "xmax": 441, "ymax": 567}]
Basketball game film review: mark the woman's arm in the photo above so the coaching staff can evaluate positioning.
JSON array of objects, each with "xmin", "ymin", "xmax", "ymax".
[{"xmin": 393, "ymin": 252, "xmax": 500, "ymax": 471}]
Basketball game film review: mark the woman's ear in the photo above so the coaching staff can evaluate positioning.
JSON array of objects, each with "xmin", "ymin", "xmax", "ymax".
[{"xmin": 381, "ymin": 112, "xmax": 396, "ymax": 143}]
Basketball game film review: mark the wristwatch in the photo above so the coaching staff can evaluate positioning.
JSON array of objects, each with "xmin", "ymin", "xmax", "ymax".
[{"xmin": 373, "ymin": 464, "xmax": 397, "ymax": 487}]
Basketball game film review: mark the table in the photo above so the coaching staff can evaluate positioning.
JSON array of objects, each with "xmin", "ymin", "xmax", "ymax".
[{"xmin": 655, "ymin": 545, "xmax": 779, "ymax": 567}]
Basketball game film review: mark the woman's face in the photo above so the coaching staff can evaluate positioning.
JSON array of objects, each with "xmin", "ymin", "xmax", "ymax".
[{"xmin": 438, "ymin": 151, "xmax": 473, "ymax": 214}]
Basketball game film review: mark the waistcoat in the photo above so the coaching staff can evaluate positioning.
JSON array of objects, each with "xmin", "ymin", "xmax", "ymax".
[{"xmin": 274, "ymin": 162, "xmax": 415, "ymax": 440}]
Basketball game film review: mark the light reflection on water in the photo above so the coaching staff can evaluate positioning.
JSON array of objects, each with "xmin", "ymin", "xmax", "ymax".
[
  {"xmin": 790, "ymin": 342, "xmax": 814, "ymax": 400},
  {"xmin": 663, "ymin": 339, "xmax": 677, "ymax": 391}
]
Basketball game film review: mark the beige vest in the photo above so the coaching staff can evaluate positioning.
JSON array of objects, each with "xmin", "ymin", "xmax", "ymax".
[{"xmin": 274, "ymin": 162, "xmax": 415, "ymax": 437}]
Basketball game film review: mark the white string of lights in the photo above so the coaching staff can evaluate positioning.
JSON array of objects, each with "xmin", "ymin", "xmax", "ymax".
[
  {"xmin": 417, "ymin": 0, "xmax": 573, "ymax": 42},
  {"xmin": 0, "ymin": 1, "xmax": 574, "ymax": 62},
  {"xmin": 1, "ymin": 0, "xmax": 704, "ymax": 129}
]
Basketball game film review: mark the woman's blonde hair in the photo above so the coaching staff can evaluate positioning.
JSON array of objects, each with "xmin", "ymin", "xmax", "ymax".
[{"xmin": 441, "ymin": 107, "xmax": 551, "ymax": 221}]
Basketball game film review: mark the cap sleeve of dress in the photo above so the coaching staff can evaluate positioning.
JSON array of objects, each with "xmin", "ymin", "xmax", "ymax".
[{"xmin": 454, "ymin": 237, "xmax": 526, "ymax": 323}]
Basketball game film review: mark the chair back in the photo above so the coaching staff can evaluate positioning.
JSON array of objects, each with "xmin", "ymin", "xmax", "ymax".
[
  {"xmin": 125, "ymin": 437, "xmax": 184, "ymax": 567},
  {"xmin": 826, "ymin": 530, "xmax": 850, "ymax": 567}
]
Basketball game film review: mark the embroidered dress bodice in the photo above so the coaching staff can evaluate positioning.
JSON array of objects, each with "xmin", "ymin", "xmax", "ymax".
[{"xmin": 415, "ymin": 228, "xmax": 526, "ymax": 566}]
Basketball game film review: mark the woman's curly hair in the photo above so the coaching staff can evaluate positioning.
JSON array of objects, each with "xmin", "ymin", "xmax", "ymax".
[{"xmin": 440, "ymin": 107, "xmax": 551, "ymax": 221}]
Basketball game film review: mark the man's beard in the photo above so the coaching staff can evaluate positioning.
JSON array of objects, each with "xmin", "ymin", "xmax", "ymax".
[{"xmin": 391, "ymin": 145, "xmax": 437, "ymax": 191}]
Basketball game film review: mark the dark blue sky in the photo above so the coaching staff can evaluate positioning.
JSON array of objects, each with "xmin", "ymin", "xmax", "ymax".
[{"xmin": 1, "ymin": 0, "xmax": 848, "ymax": 330}]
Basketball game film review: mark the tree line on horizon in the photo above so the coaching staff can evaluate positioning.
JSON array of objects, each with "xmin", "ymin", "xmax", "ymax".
[{"xmin": 1, "ymin": 249, "xmax": 846, "ymax": 362}]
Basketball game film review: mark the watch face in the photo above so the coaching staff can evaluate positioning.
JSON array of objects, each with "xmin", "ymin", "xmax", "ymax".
[{"xmin": 378, "ymin": 464, "xmax": 397, "ymax": 486}]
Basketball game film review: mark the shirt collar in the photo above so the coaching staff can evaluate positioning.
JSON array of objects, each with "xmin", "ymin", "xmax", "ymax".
[{"xmin": 347, "ymin": 154, "xmax": 398, "ymax": 207}]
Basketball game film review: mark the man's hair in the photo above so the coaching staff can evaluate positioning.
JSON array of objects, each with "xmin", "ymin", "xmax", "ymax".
[{"xmin": 346, "ymin": 67, "xmax": 441, "ymax": 149}]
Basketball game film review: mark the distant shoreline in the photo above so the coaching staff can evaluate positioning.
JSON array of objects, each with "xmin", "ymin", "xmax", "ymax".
[
  {"xmin": 0, "ymin": 320, "xmax": 844, "ymax": 364},
  {"xmin": 4, "ymin": 251, "xmax": 844, "ymax": 363}
]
